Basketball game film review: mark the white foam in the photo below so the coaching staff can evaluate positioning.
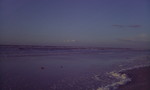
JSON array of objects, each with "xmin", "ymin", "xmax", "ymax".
[
  {"xmin": 97, "ymin": 87, "xmax": 109, "ymax": 90},
  {"xmin": 119, "ymin": 64, "xmax": 150, "ymax": 73},
  {"xmin": 96, "ymin": 64, "xmax": 150, "ymax": 90},
  {"xmin": 96, "ymin": 71, "xmax": 131, "ymax": 90}
]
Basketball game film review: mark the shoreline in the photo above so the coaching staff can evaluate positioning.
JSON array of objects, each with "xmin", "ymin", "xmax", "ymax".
[{"xmin": 116, "ymin": 66, "xmax": 150, "ymax": 90}]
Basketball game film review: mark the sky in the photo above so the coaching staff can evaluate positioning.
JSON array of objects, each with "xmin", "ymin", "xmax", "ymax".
[{"xmin": 0, "ymin": 0, "xmax": 150, "ymax": 48}]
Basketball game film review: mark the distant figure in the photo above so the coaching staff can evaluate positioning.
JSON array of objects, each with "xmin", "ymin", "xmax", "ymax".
[
  {"xmin": 60, "ymin": 65, "xmax": 63, "ymax": 68},
  {"xmin": 41, "ymin": 67, "xmax": 45, "ymax": 70}
]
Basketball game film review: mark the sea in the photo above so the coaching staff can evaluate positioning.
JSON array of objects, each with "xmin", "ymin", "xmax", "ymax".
[{"xmin": 0, "ymin": 45, "xmax": 150, "ymax": 90}]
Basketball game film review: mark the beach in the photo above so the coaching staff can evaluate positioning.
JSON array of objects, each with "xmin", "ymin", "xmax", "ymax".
[
  {"xmin": 117, "ymin": 66, "xmax": 150, "ymax": 90},
  {"xmin": 0, "ymin": 45, "xmax": 150, "ymax": 90}
]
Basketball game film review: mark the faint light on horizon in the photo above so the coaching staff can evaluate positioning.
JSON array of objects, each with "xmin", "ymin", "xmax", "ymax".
[{"xmin": 63, "ymin": 40, "xmax": 78, "ymax": 43}]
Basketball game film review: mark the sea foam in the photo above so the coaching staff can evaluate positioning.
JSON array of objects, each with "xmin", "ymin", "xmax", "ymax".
[{"xmin": 96, "ymin": 71, "xmax": 131, "ymax": 90}]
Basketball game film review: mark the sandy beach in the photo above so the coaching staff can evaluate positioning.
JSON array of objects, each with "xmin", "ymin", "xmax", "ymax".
[{"xmin": 117, "ymin": 66, "xmax": 150, "ymax": 90}]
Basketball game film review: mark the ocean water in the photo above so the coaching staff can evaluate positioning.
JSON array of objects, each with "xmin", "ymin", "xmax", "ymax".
[{"xmin": 0, "ymin": 45, "xmax": 150, "ymax": 90}]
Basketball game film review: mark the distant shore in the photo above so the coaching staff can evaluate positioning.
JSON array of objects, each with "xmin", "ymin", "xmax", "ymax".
[{"xmin": 117, "ymin": 66, "xmax": 150, "ymax": 90}]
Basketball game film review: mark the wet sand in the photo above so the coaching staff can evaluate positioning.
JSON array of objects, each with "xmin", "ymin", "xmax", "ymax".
[{"xmin": 117, "ymin": 66, "xmax": 150, "ymax": 90}]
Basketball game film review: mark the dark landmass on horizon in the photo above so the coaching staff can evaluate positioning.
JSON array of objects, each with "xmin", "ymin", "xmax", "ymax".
[{"xmin": 0, "ymin": 45, "xmax": 149, "ymax": 51}]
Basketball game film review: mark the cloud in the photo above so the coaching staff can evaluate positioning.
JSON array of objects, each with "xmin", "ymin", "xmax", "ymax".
[
  {"xmin": 112, "ymin": 24, "xmax": 141, "ymax": 28},
  {"xmin": 63, "ymin": 40, "xmax": 78, "ymax": 43},
  {"xmin": 128, "ymin": 25, "xmax": 141, "ymax": 28},
  {"xmin": 119, "ymin": 38, "xmax": 135, "ymax": 42},
  {"xmin": 118, "ymin": 34, "xmax": 149, "ymax": 42}
]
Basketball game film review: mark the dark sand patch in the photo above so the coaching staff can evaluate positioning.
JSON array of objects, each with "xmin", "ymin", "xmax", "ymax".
[{"xmin": 117, "ymin": 66, "xmax": 150, "ymax": 90}]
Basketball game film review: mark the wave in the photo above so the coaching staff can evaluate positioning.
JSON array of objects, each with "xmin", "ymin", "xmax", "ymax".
[
  {"xmin": 96, "ymin": 72, "xmax": 131, "ymax": 90},
  {"xmin": 96, "ymin": 64, "xmax": 150, "ymax": 90}
]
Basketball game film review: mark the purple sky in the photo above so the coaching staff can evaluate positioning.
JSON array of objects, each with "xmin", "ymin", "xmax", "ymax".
[{"xmin": 0, "ymin": 0, "xmax": 150, "ymax": 48}]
